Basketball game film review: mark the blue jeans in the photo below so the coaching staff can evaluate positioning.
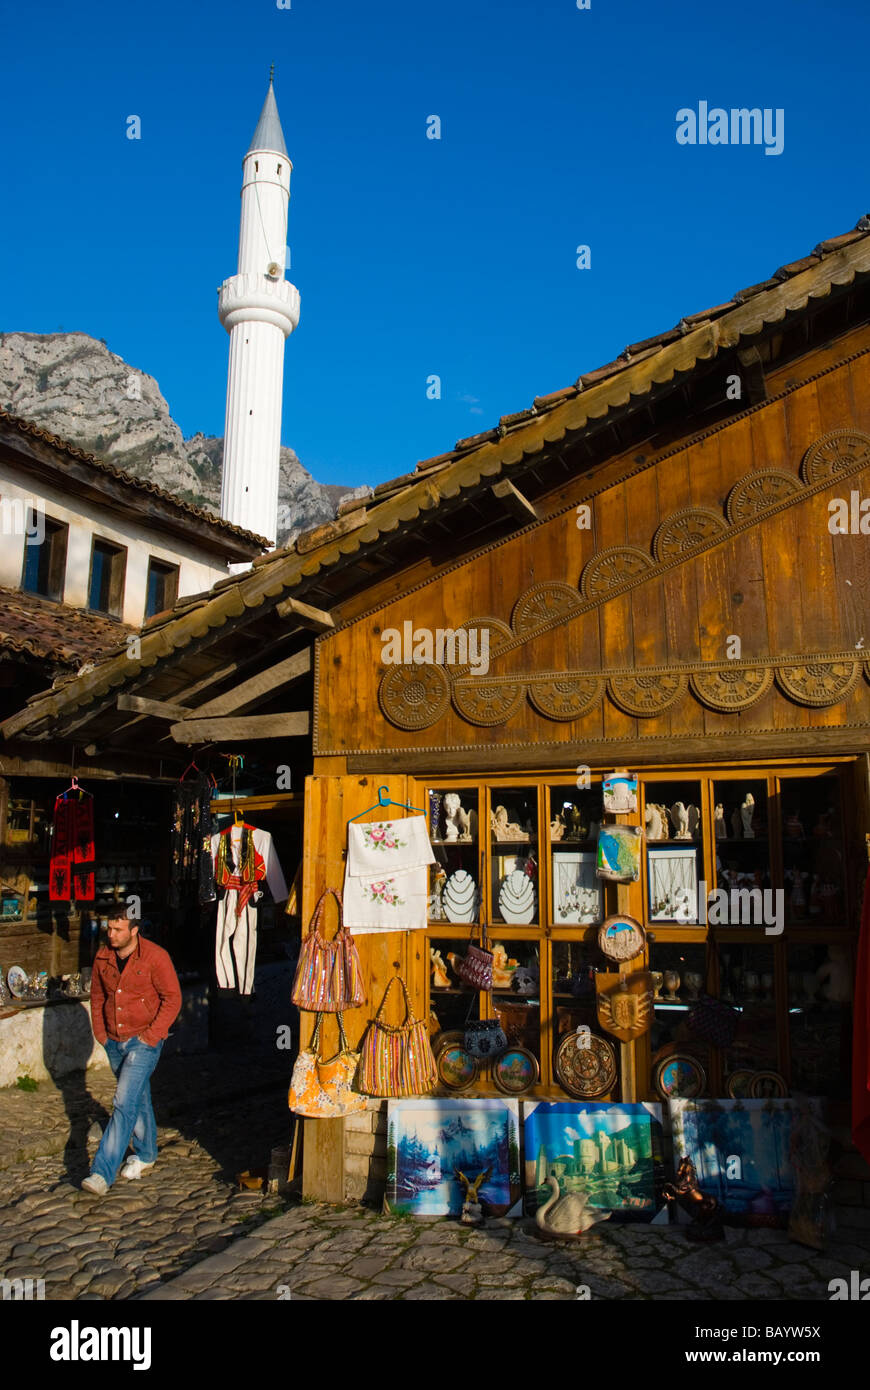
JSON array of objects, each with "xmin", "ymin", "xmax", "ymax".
[{"xmin": 92, "ymin": 1037, "xmax": 163, "ymax": 1186}]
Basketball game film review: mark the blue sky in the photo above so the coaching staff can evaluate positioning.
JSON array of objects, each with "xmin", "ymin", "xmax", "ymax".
[{"xmin": 2, "ymin": 0, "xmax": 868, "ymax": 489}]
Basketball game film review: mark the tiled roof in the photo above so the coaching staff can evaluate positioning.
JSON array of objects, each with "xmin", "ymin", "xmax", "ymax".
[
  {"xmin": 0, "ymin": 409, "xmax": 270, "ymax": 550},
  {"xmin": 5, "ymin": 214, "xmax": 870, "ymax": 739},
  {"xmin": 0, "ymin": 587, "xmax": 132, "ymax": 671}
]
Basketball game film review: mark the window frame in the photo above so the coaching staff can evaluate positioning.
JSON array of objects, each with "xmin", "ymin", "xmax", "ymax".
[{"xmin": 87, "ymin": 536, "xmax": 127, "ymax": 618}]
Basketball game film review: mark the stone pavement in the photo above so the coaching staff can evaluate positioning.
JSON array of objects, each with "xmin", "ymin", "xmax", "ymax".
[
  {"xmin": 136, "ymin": 1203, "xmax": 870, "ymax": 1302},
  {"xmin": 3, "ymin": 1052, "xmax": 870, "ymax": 1301}
]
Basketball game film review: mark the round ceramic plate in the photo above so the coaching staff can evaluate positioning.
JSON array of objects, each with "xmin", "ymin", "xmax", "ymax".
[
  {"xmin": 748, "ymin": 1070, "xmax": 789, "ymax": 1099},
  {"xmin": 6, "ymin": 966, "xmax": 29, "ymax": 998},
  {"xmin": 653, "ymin": 1053, "xmax": 706, "ymax": 1101},
  {"xmin": 555, "ymin": 1032, "xmax": 617, "ymax": 1098},
  {"xmin": 432, "ymin": 1029, "xmax": 465, "ymax": 1057},
  {"xmin": 436, "ymin": 1044, "xmax": 479, "ymax": 1092},
  {"xmin": 598, "ymin": 913, "xmax": 645, "ymax": 962},
  {"xmin": 492, "ymin": 1046, "xmax": 539, "ymax": 1095},
  {"xmin": 726, "ymin": 1068, "xmax": 754, "ymax": 1099}
]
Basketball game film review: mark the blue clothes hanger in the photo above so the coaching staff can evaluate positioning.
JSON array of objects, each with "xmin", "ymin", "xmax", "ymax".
[{"xmin": 347, "ymin": 785, "xmax": 426, "ymax": 825}]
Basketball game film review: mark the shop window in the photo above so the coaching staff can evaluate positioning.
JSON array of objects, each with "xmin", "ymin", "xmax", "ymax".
[
  {"xmin": 491, "ymin": 787, "xmax": 538, "ymax": 926},
  {"xmin": 643, "ymin": 779, "xmax": 704, "ymax": 924},
  {"xmin": 88, "ymin": 538, "xmax": 126, "ymax": 617},
  {"xmin": 780, "ymin": 775, "xmax": 846, "ymax": 927},
  {"xmin": 787, "ymin": 942, "xmax": 852, "ymax": 1098},
  {"xmin": 20, "ymin": 513, "xmax": 68, "ymax": 601},
  {"xmin": 550, "ymin": 783, "xmax": 603, "ymax": 924},
  {"xmin": 717, "ymin": 942, "xmax": 779, "ymax": 1083},
  {"xmin": 712, "ymin": 778, "xmax": 771, "ymax": 917},
  {"xmin": 144, "ymin": 558, "xmax": 179, "ymax": 619},
  {"xmin": 427, "ymin": 787, "xmax": 479, "ymax": 926}
]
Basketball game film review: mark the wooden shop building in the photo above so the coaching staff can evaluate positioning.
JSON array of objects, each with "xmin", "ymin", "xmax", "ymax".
[{"xmin": 5, "ymin": 219, "xmax": 870, "ymax": 1205}]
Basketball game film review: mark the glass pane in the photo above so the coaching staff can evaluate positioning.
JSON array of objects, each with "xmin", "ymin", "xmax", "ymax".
[
  {"xmin": 427, "ymin": 788, "xmax": 479, "ymax": 926},
  {"xmin": 781, "ymin": 775, "xmax": 846, "ymax": 927},
  {"xmin": 428, "ymin": 935, "xmax": 482, "ymax": 1043},
  {"xmin": 787, "ymin": 943, "xmax": 852, "ymax": 1099},
  {"xmin": 89, "ymin": 543, "xmax": 112, "ymax": 612},
  {"xmin": 491, "ymin": 938, "xmax": 541, "ymax": 1068},
  {"xmin": 491, "ymin": 788, "xmax": 538, "ymax": 925},
  {"xmin": 713, "ymin": 779, "xmax": 771, "ymax": 921},
  {"xmin": 717, "ymin": 943, "xmax": 779, "ymax": 1080},
  {"xmin": 644, "ymin": 780, "xmax": 703, "ymax": 923},
  {"xmin": 549, "ymin": 784, "xmax": 603, "ymax": 925}
]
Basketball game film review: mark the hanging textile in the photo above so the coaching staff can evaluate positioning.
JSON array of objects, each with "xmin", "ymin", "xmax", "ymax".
[
  {"xmin": 169, "ymin": 773, "xmax": 217, "ymax": 909},
  {"xmin": 342, "ymin": 816, "xmax": 435, "ymax": 934},
  {"xmin": 50, "ymin": 791, "xmax": 95, "ymax": 902},
  {"xmin": 211, "ymin": 823, "xmax": 287, "ymax": 994},
  {"xmin": 852, "ymin": 864, "xmax": 870, "ymax": 1165}
]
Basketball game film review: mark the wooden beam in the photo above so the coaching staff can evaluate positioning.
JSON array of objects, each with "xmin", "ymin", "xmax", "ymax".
[
  {"xmin": 169, "ymin": 712, "xmax": 310, "ymax": 744},
  {"xmin": 275, "ymin": 597, "xmax": 335, "ymax": 631},
  {"xmin": 736, "ymin": 346, "xmax": 769, "ymax": 405},
  {"xmin": 490, "ymin": 478, "xmax": 539, "ymax": 523},
  {"xmin": 116, "ymin": 694, "xmax": 192, "ymax": 721},
  {"xmin": 194, "ymin": 649, "xmax": 311, "ymax": 718}
]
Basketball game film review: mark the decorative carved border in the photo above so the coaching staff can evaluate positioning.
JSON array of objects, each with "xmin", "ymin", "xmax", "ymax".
[{"xmin": 382, "ymin": 650, "xmax": 869, "ymax": 731}]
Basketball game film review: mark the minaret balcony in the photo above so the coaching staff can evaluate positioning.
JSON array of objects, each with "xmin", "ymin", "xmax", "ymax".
[{"xmin": 218, "ymin": 273, "xmax": 300, "ymax": 337}]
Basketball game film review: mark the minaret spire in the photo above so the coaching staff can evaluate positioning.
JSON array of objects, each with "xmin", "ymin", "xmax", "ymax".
[{"xmin": 218, "ymin": 77, "xmax": 300, "ymax": 547}]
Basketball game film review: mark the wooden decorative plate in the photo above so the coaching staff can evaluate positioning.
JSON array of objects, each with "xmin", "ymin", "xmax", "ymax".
[
  {"xmin": 554, "ymin": 1031, "xmax": 617, "ymax": 1098},
  {"xmin": 432, "ymin": 1029, "xmax": 464, "ymax": 1056},
  {"xmin": 725, "ymin": 1068, "xmax": 754, "ymax": 1099},
  {"xmin": 653, "ymin": 1052, "xmax": 706, "ymax": 1101},
  {"xmin": 436, "ymin": 1043, "xmax": 479, "ymax": 1093},
  {"xmin": 492, "ymin": 1047, "xmax": 539, "ymax": 1096},
  {"xmin": 748, "ymin": 1070, "xmax": 789, "ymax": 1099},
  {"xmin": 598, "ymin": 913, "xmax": 646, "ymax": 962}
]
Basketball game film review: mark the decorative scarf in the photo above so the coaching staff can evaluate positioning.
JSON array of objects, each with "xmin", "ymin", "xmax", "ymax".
[
  {"xmin": 50, "ymin": 793, "xmax": 95, "ymax": 902},
  {"xmin": 169, "ymin": 774, "xmax": 217, "ymax": 908},
  {"xmin": 215, "ymin": 827, "xmax": 265, "ymax": 917}
]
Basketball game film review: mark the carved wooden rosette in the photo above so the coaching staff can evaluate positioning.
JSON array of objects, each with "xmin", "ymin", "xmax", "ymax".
[
  {"xmin": 800, "ymin": 429, "xmax": 870, "ymax": 485},
  {"xmin": 775, "ymin": 659, "xmax": 862, "ymax": 707},
  {"xmin": 447, "ymin": 616, "xmax": 514, "ymax": 679},
  {"xmin": 511, "ymin": 582, "xmax": 583, "ymax": 635},
  {"xmin": 725, "ymin": 469, "xmax": 801, "ymax": 523},
  {"xmin": 378, "ymin": 662, "xmax": 450, "ymax": 730},
  {"xmin": 689, "ymin": 665, "xmax": 774, "ymax": 712},
  {"xmin": 608, "ymin": 671, "xmax": 688, "ymax": 717},
  {"xmin": 528, "ymin": 674, "xmax": 606, "ymax": 721},
  {"xmin": 579, "ymin": 546, "xmax": 654, "ymax": 600},
  {"xmin": 451, "ymin": 678, "xmax": 525, "ymax": 727},
  {"xmin": 651, "ymin": 508, "xmax": 728, "ymax": 561}
]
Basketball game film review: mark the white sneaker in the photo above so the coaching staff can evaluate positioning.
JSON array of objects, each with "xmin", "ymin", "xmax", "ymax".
[
  {"xmin": 120, "ymin": 1157, "xmax": 155, "ymax": 1181},
  {"xmin": 81, "ymin": 1173, "xmax": 109, "ymax": 1195}
]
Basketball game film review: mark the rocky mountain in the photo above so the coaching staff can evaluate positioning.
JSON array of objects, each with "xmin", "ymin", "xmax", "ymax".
[{"xmin": 0, "ymin": 332, "xmax": 368, "ymax": 545}]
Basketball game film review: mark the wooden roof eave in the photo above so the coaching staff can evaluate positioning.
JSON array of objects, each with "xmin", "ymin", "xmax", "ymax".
[{"xmin": 6, "ymin": 235, "xmax": 870, "ymax": 744}]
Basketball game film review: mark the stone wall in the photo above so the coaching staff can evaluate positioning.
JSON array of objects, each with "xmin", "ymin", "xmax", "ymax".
[{"xmin": 343, "ymin": 1101, "xmax": 388, "ymax": 1204}]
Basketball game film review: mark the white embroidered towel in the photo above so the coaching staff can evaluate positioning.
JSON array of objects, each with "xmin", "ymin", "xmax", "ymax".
[
  {"xmin": 347, "ymin": 816, "xmax": 435, "ymax": 876},
  {"xmin": 342, "ymin": 864, "xmax": 429, "ymax": 934}
]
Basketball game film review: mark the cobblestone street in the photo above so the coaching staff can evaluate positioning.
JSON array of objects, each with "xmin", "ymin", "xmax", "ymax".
[{"xmin": 2, "ymin": 1053, "xmax": 870, "ymax": 1302}]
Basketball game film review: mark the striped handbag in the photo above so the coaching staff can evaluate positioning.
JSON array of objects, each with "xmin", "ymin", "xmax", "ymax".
[
  {"xmin": 291, "ymin": 888, "xmax": 366, "ymax": 1012},
  {"xmin": 357, "ymin": 975, "xmax": 437, "ymax": 1097}
]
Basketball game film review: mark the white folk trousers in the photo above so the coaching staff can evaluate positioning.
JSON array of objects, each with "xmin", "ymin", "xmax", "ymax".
[{"xmin": 215, "ymin": 891, "xmax": 260, "ymax": 995}]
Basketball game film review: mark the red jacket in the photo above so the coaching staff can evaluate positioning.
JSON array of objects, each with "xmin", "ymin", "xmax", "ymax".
[{"xmin": 89, "ymin": 934, "xmax": 182, "ymax": 1047}]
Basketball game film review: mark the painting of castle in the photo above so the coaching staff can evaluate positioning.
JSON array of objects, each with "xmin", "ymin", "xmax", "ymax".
[{"xmin": 523, "ymin": 1102, "xmax": 664, "ymax": 1220}]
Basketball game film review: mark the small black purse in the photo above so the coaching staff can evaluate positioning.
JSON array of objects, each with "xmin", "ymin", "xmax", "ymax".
[{"xmin": 464, "ymin": 1019, "xmax": 508, "ymax": 1060}]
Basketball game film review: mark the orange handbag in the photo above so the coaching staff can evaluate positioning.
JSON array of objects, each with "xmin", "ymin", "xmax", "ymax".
[{"xmin": 288, "ymin": 1012, "xmax": 369, "ymax": 1118}]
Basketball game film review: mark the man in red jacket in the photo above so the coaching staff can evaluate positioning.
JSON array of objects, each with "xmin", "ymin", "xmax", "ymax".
[{"xmin": 82, "ymin": 911, "xmax": 182, "ymax": 1194}]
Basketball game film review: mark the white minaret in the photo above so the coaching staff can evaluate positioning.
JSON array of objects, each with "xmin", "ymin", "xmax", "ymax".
[{"xmin": 219, "ymin": 71, "xmax": 300, "ymax": 545}]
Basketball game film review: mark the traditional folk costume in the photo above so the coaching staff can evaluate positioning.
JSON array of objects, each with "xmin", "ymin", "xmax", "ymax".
[
  {"xmin": 169, "ymin": 774, "xmax": 216, "ymax": 909},
  {"xmin": 50, "ymin": 791, "xmax": 95, "ymax": 902},
  {"xmin": 211, "ymin": 824, "xmax": 287, "ymax": 994}
]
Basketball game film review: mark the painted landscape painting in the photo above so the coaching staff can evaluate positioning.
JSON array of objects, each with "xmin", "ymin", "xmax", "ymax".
[
  {"xmin": 523, "ymin": 1101, "xmax": 664, "ymax": 1221},
  {"xmin": 669, "ymin": 1098, "xmax": 820, "ymax": 1222},
  {"xmin": 386, "ymin": 1099, "xmax": 520, "ymax": 1217}
]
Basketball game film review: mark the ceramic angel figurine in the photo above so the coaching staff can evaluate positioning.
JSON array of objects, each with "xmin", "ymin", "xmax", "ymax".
[
  {"xmin": 668, "ymin": 802, "xmax": 691, "ymax": 840},
  {"xmin": 740, "ymin": 793, "xmax": 755, "ymax": 839},
  {"xmin": 714, "ymin": 804, "xmax": 727, "ymax": 839}
]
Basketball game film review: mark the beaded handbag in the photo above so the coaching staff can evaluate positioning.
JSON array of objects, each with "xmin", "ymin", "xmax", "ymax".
[
  {"xmin": 291, "ymin": 888, "xmax": 366, "ymax": 1012},
  {"xmin": 456, "ymin": 924, "xmax": 493, "ymax": 991},
  {"xmin": 357, "ymin": 975, "xmax": 437, "ymax": 1097}
]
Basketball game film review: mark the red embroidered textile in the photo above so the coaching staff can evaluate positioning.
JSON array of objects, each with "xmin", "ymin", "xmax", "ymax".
[
  {"xmin": 50, "ymin": 793, "xmax": 95, "ymax": 902},
  {"xmin": 215, "ymin": 847, "xmax": 266, "ymax": 917}
]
